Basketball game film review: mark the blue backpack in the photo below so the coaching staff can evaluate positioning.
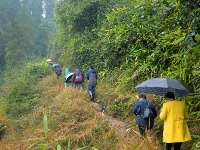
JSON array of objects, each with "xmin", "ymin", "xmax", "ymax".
[
  {"xmin": 142, "ymin": 103, "xmax": 154, "ymax": 119},
  {"xmin": 56, "ymin": 67, "xmax": 62, "ymax": 75}
]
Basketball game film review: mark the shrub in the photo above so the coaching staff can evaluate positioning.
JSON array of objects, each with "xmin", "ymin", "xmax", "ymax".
[{"xmin": 3, "ymin": 61, "xmax": 52, "ymax": 118}]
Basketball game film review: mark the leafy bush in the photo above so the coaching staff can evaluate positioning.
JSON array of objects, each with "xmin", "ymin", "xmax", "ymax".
[
  {"xmin": 3, "ymin": 61, "xmax": 52, "ymax": 118},
  {"xmin": 23, "ymin": 61, "xmax": 52, "ymax": 83}
]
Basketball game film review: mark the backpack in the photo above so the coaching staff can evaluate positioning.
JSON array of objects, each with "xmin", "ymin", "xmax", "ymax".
[
  {"xmin": 56, "ymin": 67, "xmax": 62, "ymax": 75},
  {"xmin": 142, "ymin": 102, "xmax": 154, "ymax": 119},
  {"xmin": 74, "ymin": 74, "xmax": 83, "ymax": 83}
]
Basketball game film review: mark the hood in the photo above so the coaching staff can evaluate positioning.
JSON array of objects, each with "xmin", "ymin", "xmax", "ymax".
[
  {"xmin": 90, "ymin": 69, "xmax": 96, "ymax": 74},
  {"xmin": 65, "ymin": 69, "xmax": 71, "ymax": 75}
]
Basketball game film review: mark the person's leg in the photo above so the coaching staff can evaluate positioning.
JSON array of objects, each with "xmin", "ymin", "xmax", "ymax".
[
  {"xmin": 166, "ymin": 143, "xmax": 172, "ymax": 150},
  {"xmin": 138, "ymin": 126, "xmax": 145, "ymax": 137},
  {"xmin": 65, "ymin": 79, "xmax": 70, "ymax": 87},
  {"xmin": 91, "ymin": 85, "xmax": 96, "ymax": 101},
  {"xmin": 92, "ymin": 85, "xmax": 96, "ymax": 94},
  {"xmin": 88, "ymin": 85, "xmax": 93, "ymax": 100},
  {"xmin": 88, "ymin": 85, "xmax": 92, "ymax": 95},
  {"xmin": 65, "ymin": 80, "xmax": 68, "ymax": 87},
  {"xmin": 81, "ymin": 83, "xmax": 84, "ymax": 88},
  {"xmin": 65, "ymin": 83, "xmax": 68, "ymax": 87},
  {"xmin": 73, "ymin": 83, "xmax": 77, "ymax": 88},
  {"xmin": 174, "ymin": 142, "xmax": 182, "ymax": 150}
]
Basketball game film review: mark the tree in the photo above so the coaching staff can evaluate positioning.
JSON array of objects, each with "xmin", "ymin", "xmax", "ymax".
[
  {"xmin": 35, "ymin": 18, "xmax": 56, "ymax": 57},
  {"xmin": 54, "ymin": 0, "xmax": 115, "ymax": 69},
  {"xmin": 5, "ymin": 9, "xmax": 35, "ymax": 66},
  {"xmin": 0, "ymin": 0, "xmax": 21, "ymax": 68}
]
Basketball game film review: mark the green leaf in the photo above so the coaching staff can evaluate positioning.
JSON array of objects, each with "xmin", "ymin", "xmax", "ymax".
[
  {"xmin": 68, "ymin": 139, "xmax": 71, "ymax": 150},
  {"xmin": 57, "ymin": 144, "xmax": 61, "ymax": 150},
  {"xmin": 43, "ymin": 113, "xmax": 48, "ymax": 138},
  {"xmin": 191, "ymin": 135, "xmax": 200, "ymax": 139},
  {"xmin": 172, "ymin": 36, "xmax": 185, "ymax": 44}
]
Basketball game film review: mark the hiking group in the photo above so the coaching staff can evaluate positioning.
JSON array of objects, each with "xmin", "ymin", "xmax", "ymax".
[
  {"xmin": 46, "ymin": 59, "xmax": 192, "ymax": 150},
  {"xmin": 132, "ymin": 92, "xmax": 191, "ymax": 150},
  {"xmin": 46, "ymin": 59, "xmax": 97, "ymax": 101}
]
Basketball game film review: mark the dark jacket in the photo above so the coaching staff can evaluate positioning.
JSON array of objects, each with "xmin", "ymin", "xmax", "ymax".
[
  {"xmin": 132, "ymin": 99, "xmax": 157, "ymax": 129},
  {"xmin": 86, "ymin": 69, "xmax": 97, "ymax": 86}
]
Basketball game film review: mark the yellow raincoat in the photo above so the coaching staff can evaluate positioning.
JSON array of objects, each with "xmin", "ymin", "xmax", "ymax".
[{"xmin": 160, "ymin": 100, "xmax": 191, "ymax": 143}]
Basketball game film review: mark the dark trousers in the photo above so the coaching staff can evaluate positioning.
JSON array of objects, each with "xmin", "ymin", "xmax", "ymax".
[
  {"xmin": 88, "ymin": 85, "xmax": 95, "ymax": 95},
  {"xmin": 138, "ymin": 126, "xmax": 146, "ymax": 137},
  {"xmin": 88, "ymin": 85, "xmax": 96, "ymax": 101},
  {"xmin": 73, "ymin": 83, "xmax": 84, "ymax": 88},
  {"xmin": 166, "ymin": 142, "xmax": 182, "ymax": 150}
]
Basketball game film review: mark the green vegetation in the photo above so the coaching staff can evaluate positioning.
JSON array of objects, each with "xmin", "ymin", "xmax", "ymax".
[
  {"xmin": 2, "ymin": 62, "xmax": 51, "ymax": 118},
  {"xmin": 0, "ymin": 0, "xmax": 200, "ymax": 149}
]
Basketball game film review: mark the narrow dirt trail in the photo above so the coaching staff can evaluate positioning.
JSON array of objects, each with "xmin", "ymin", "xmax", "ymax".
[
  {"xmin": 90, "ymin": 101, "xmax": 159, "ymax": 150},
  {"xmin": 90, "ymin": 102, "xmax": 130, "ymax": 138}
]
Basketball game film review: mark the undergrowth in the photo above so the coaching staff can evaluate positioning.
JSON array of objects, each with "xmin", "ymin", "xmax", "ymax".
[
  {"xmin": 0, "ymin": 75, "xmax": 129, "ymax": 149},
  {"xmin": 0, "ymin": 71, "xmax": 199, "ymax": 149}
]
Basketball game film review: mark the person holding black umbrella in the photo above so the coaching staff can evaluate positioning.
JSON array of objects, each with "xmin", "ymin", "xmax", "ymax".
[
  {"xmin": 132, "ymin": 93, "xmax": 157, "ymax": 137},
  {"xmin": 160, "ymin": 92, "xmax": 191, "ymax": 150}
]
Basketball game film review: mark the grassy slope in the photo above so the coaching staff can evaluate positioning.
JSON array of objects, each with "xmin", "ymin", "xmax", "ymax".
[
  {"xmin": 0, "ymin": 74, "xmax": 197, "ymax": 150},
  {"xmin": 0, "ymin": 75, "xmax": 135, "ymax": 150}
]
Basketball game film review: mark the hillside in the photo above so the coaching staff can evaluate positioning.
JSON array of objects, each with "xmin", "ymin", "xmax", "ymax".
[
  {"xmin": 1, "ymin": 74, "xmax": 198, "ymax": 150},
  {"xmin": 0, "ymin": 75, "xmax": 162, "ymax": 150}
]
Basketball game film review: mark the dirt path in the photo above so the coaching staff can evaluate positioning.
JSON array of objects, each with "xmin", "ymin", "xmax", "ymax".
[
  {"xmin": 90, "ymin": 101, "xmax": 159, "ymax": 150},
  {"xmin": 90, "ymin": 102, "xmax": 138, "ymax": 141}
]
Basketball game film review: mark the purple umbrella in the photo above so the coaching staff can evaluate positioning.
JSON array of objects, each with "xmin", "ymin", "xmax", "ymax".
[{"xmin": 135, "ymin": 78, "xmax": 193, "ymax": 97}]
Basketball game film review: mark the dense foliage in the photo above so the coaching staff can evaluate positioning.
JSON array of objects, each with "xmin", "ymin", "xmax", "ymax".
[
  {"xmin": 2, "ymin": 62, "xmax": 52, "ymax": 118},
  {"xmin": 54, "ymin": 0, "xmax": 199, "ymax": 83},
  {"xmin": 54, "ymin": 0, "xmax": 200, "ymax": 147},
  {"xmin": 0, "ymin": 0, "xmax": 57, "ymax": 117},
  {"xmin": 54, "ymin": 0, "xmax": 200, "ymax": 105}
]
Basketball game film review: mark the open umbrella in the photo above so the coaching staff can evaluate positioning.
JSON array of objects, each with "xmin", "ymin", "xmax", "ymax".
[
  {"xmin": 65, "ymin": 73, "xmax": 73, "ymax": 80},
  {"xmin": 135, "ymin": 78, "xmax": 193, "ymax": 97}
]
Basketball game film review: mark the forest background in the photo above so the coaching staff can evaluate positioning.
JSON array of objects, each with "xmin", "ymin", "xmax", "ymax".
[{"xmin": 0, "ymin": 0, "xmax": 200, "ymax": 149}]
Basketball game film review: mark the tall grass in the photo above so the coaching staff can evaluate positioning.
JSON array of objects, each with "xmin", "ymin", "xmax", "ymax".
[{"xmin": 0, "ymin": 65, "xmax": 199, "ymax": 149}]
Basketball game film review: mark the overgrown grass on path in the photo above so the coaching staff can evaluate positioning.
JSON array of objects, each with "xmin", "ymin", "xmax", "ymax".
[{"xmin": 0, "ymin": 75, "xmax": 157, "ymax": 150}]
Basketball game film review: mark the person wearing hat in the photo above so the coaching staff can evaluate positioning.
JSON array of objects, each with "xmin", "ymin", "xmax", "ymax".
[
  {"xmin": 46, "ymin": 59, "xmax": 62, "ymax": 75},
  {"xmin": 132, "ymin": 93, "xmax": 157, "ymax": 137},
  {"xmin": 46, "ymin": 59, "xmax": 55, "ymax": 72}
]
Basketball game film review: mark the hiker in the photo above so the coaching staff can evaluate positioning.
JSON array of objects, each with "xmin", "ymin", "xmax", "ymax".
[
  {"xmin": 46, "ymin": 59, "xmax": 58, "ymax": 72},
  {"xmin": 51, "ymin": 63, "xmax": 60, "ymax": 73},
  {"xmin": 160, "ymin": 92, "xmax": 191, "ymax": 150},
  {"xmin": 86, "ymin": 66, "xmax": 97, "ymax": 101},
  {"xmin": 64, "ymin": 68, "xmax": 73, "ymax": 87},
  {"xmin": 132, "ymin": 93, "xmax": 157, "ymax": 137},
  {"xmin": 46, "ymin": 59, "xmax": 54, "ymax": 71},
  {"xmin": 71, "ymin": 68, "xmax": 84, "ymax": 88},
  {"xmin": 46, "ymin": 59, "xmax": 52, "ymax": 63}
]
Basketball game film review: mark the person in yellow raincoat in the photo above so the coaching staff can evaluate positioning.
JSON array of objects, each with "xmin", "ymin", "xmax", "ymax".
[{"xmin": 160, "ymin": 92, "xmax": 191, "ymax": 150}]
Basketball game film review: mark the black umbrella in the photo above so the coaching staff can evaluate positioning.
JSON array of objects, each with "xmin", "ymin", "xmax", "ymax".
[{"xmin": 135, "ymin": 78, "xmax": 193, "ymax": 97}]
